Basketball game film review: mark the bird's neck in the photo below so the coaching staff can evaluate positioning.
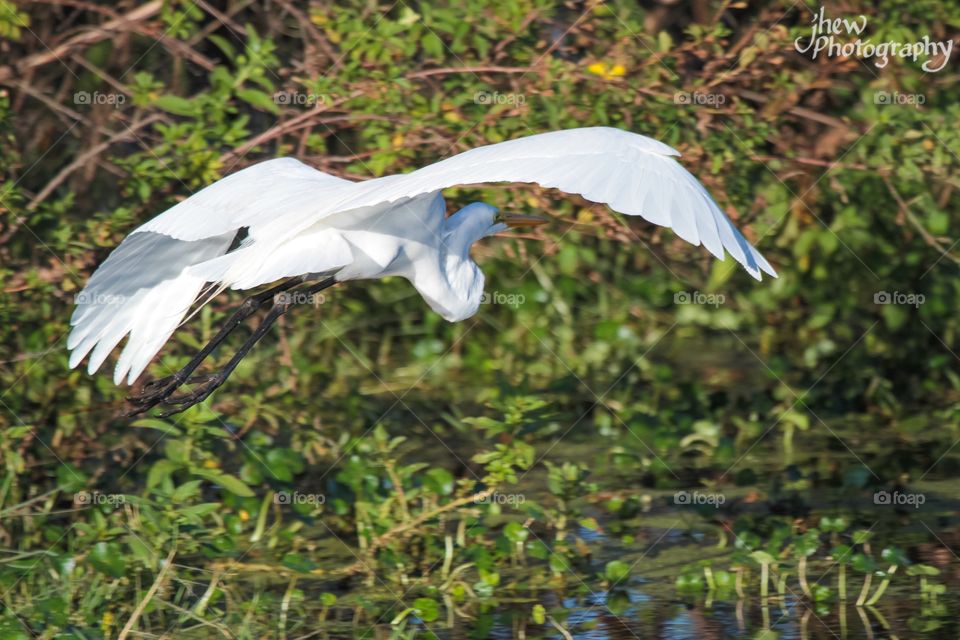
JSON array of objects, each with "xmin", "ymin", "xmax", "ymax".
[{"xmin": 411, "ymin": 249, "xmax": 484, "ymax": 323}]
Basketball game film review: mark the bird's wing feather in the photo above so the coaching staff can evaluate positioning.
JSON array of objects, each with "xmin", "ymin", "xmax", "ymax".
[
  {"xmin": 337, "ymin": 127, "xmax": 775, "ymax": 279},
  {"xmin": 68, "ymin": 231, "xmax": 236, "ymax": 384},
  {"xmin": 68, "ymin": 158, "xmax": 355, "ymax": 383},
  {"xmin": 135, "ymin": 157, "xmax": 353, "ymax": 241},
  {"xmin": 70, "ymin": 128, "xmax": 774, "ymax": 383}
]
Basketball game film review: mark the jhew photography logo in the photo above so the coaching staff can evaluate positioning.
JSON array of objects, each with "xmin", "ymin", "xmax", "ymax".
[
  {"xmin": 673, "ymin": 490, "xmax": 725, "ymax": 508},
  {"xmin": 874, "ymin": 490, "xmax": 925, "ymax": 509},
  {"xmin": 795, "ymin": 6, "xmax": 953, "ymax": 72}
]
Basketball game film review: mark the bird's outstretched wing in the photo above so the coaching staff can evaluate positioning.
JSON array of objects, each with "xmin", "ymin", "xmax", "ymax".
[
  {"xmin": 70, "ymin": 127, "xmax": 774, "ymax": 385},
  {"xmin": 342, "ymin": 127, "xmax": 775, "ymax": 280},
  {"xmin": 68, "ymin": 158, "xmax": 355, "ymax": 384}
]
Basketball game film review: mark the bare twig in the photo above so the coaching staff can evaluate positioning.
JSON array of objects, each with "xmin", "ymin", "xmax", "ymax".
[
  {"xmin": 28, "ymin": 114, "xmax": 163, "ymax": 209},
  {"xmin": 118, "ymin": 547, "xmax": 176, "ymax": 640},
  {"xmin": 0, "ymin": 1, "xmax": 165, "ymax": 83},
  {"xmin": 884, "ymin": 175, "xmax": 960, "ymax": 266}
]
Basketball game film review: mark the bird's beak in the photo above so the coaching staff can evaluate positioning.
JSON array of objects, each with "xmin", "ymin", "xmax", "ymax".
[{"xmin": 502, "ymin": 213, "xmax": 549, "ymax": 229}]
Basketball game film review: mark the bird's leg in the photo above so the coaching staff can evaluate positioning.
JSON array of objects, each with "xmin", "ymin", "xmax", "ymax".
[
  {"xmin": 125, "ymin": 276, "xmax": 308, "ymax": 416},
  {"xmin": 141, "ymin": 276, "xmax": 338, "ymax": 417}
]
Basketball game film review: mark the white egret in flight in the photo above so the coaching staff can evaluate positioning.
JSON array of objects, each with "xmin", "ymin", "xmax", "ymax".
[{"xmin": 67, "ymin": 127, "xmax": 776, "ymax": 415}]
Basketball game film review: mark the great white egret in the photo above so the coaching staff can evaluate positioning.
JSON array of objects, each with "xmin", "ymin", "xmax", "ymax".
[{"xmin": 67, "ymin": 127, "xmax": 776, "ymax": 415}]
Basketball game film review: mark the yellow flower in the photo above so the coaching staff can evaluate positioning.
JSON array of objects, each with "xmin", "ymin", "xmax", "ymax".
[
  {"xmin": 391, "ymin": 133, "xmax": 405, "ymax": 149},
  {"xmin": 587, "ymin": 62, "xmax": 627, "ymax": 81},
  {"xmin": 101, "ymin": 612, "xmax": 114, "ymax": 634},
  {"xmin": 239, "ymin": 509, "xmax": 250, "ymax": 521},
  {"xmin": 587, "ymin": 62, "xmax": 607, "ymax": 76}
]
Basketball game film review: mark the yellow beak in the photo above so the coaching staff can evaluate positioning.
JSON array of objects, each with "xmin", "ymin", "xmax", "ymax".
[{"xmin": 503, "ymin": 213, "xmax": 549, "ymax": 229}]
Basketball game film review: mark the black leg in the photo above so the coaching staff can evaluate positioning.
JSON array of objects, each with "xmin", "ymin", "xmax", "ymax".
[{"xmin": 125, "ymin": 276, "xmax": 336, "ymax": 417}]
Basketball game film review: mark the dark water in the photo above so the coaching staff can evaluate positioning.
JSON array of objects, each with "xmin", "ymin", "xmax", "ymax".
[{"xmin": 269, "ymin": 419, "xmax": 960, "ymax": 639}]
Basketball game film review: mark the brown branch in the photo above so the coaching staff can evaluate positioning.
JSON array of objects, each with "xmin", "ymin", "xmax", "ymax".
[
  {"xmin": 218, "ymin": 90, "xmax": 366, "ymax": 164},
  {"xmin": 366, "ymin": 488, "xmax": 494, "ymax": 554},
  {"xmin": 28, "ymin": 114, "xmax": 164, "ymax": 209},
  {"xmin": 273, "ymin": 0, "xmax": 339, "ymax": 68},
  {"xmin": 738, "ymin": 89, "xmax": 848, "ymax": 130},
  {"xmin": 0, "ymin": 1, "xmax": 165, "ymax": 83},
  {"xmin": 883, "ymin": 176, "xmax": 960, "ymax": 266},
  {"xmin": 406, "ymin": 66, "xmax": 531, "ymax": 79}
]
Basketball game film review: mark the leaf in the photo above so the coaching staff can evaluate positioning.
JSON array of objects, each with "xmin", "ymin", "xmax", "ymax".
[
  {"xmin": 282, "ymin": 552, "xmax": 319, "ymax": 573},
  {"xmin": 55, "ymin": 464, "xmax": 87, "ymax": 493},
  {"xmin": 179, "ymin": 503, "xmax": 221, "ymax": 519},
  {"xmin": 147, "ymin": 459, "xmax": 180, "ymax": 489},
  {"xmin": 153, "ymin": 95, "xmax": 195, "ymax": 116},
  {"xmin": 88, "ymin": 541, "xmax": 126, "ymax": 578},
  {"xmin": 906, "ymin": 563, "xmax": 939, "ymax": 576},
  {"xmin": 237, "ymin": 88, "xmax": 279, "ymax": 114},
  {"xmin": 207, "ymin": 34, "xmax": 236, "ymax": 59},
  {"xmin": 605, "ymin": 560, "xmax": 630, "ymax": 583},
  {"xmin": 413, "ymin": 597, "xmax": 439, "ymax": 622},
  {"xmin": 171, "ymin": 479, "xmax": 203, "ymax": 502},
  {"xmin": 421, "ymin": 32, "xmax": 444, "ymax": 59},
  {"xmin": 131, "ymin": 418, "xmax": 182, "ymax": 436},
  {"xmin": 423, "ymin": 468, "xmax": 454, "ymax": 496},
  {"xmin": 880, "ymin": 546, "xmax": 908, "ymax": 566},
  {"xmin": 532, "ymin": 603, "xmax": 546, "ymax": 625},
  {"xmin": 503, "ymin": 521, "xmax": 528, "ymax": 543},
  {"xmin": 193, "ymin": 470, "xmax": 255, "ymax": 497}
]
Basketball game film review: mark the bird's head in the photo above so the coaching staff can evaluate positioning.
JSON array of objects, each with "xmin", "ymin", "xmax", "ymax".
[
  {"xmin": 443, "ymin": 202, "xmax": 548, "ymax": 255},
  {"xmin": 425, "ymin": 202, "xmax": 548, "ymax": 322}
]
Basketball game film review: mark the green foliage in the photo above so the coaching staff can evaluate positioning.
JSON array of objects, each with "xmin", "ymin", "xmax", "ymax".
[{"xmin": 2, "ymin": 0, "xmax": 959, "ymax": 636}]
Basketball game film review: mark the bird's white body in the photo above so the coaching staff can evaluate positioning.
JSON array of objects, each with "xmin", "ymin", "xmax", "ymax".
[{"xmin": 68, "ymin": 127, "xmax": 776, "ymax": 386}]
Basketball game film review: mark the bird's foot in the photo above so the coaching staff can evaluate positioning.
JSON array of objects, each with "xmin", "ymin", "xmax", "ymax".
[
  {"xmin": 124, "ymin": 373, "xmax": 215, "ymax": 417},
  {"xmin": 155, "ymin": 373, "xmax": 228, "ymax": 417}
]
